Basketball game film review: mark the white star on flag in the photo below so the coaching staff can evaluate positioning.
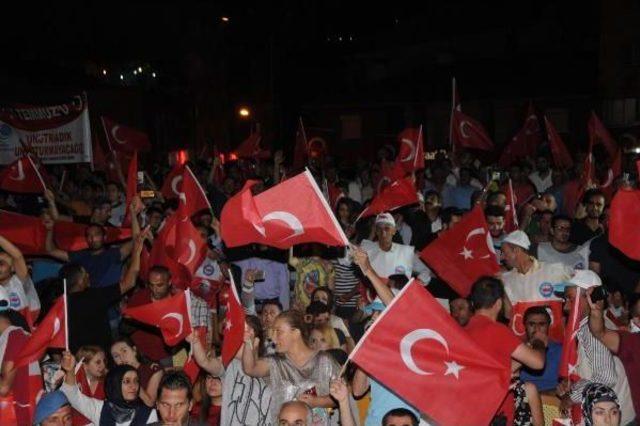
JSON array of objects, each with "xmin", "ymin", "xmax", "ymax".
[
  {"xmin": 444, "ymin": 360, "xmax": 465, "ymax": 379},
  {"xmin": 568, "ymin": 363, "xmax": 577, "ymax": 376},
  {"xmin": 225, "ymin": 320, "xmax": 232, "ymax": 331},
  {"xmin": 459, "ymin": 247, "xmax": 473, "ymax": 260}
]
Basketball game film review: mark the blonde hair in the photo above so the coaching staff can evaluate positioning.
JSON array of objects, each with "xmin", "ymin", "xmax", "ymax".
[
  {"xmin": 311, "ymin": 324, "xmax": 340, "ymax": 349},
  {"xmin": 76, "ymin": 345, "xmax": 105, "ymax": 363}
]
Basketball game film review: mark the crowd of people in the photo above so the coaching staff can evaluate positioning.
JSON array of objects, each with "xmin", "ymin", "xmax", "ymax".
[{"xmin": 0, "ymin": 136, "xmax": 639, "ymax": 426}]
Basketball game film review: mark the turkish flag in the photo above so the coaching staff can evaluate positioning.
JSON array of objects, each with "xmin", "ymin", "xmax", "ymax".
[
  {"xmin": 220, "ymin": 170, "xmax": 349, "ymax": 249},
  {"xmin": 544, "ymin": 116, "xmax": 574, "ymax": 169},
  {"xmin": 14, "ymin": 296, "xmax": 66, "ymax": 368},
  {"xmin": 350, "ymin": 280, "xmax": 510, "ymax": 426},
  {"xmin": 175, "ymin": 208, "xmax": 208, "ymax": 278},
  {"xmin": 0, "ymin": 210, "xmax": 46, "ymax": 255},
  {"xmin": 588, "ymin": 112, "xmax": 618, "ymax": 160},
  {"xmin": 504, "ymin": 179, "xmax": 519, "ymax": 233},
  {"xmin": 0, "ymin": 155, "xmax": 47, "ymax": 193},
  {"xmin": 419, "ymin": 205, "xmax": 499, "ymax": 297},
  {"xmin": 221, "ymin": 275, "xmax": 245, "ymax": 366},
  {"xmin": 499, "ymin": 103, "xmax": 542, "ymax": 167},
  {"xmin": 396, "ymin": 126, "xmax": 425, "ymax": 174},
  {"xmin": 559, "ymin": 287, "xmax": 582, "ymax": 381},
  {"xmin": 234, "ymin": 131, "xmax": 269, "ymax": 159},
  {"xmin": 121, "ymin": 151, "xmax": 138, "ymax": 227},
  {"xmin": 177, "ymin": 166, "xmax": 211, "ymax": 217},
  {"xmin": 123, "ymin": 290, "xmax": 193, "ymax": 346},
  {"xmin": 509, "ymin": 300, "xmax": 564, "ymax": 342},
  {"xmin": 358, "ymin": 176, "xmax": 418, "ymax": 220},
  {"xmin": 609, "ymin": 187, "xmax": 640, "ymax": 260},
  {"xmin": 375, "ymin": 160, "xmax": 406, "ymax": 194},
  {"xmin": 149, "ymin": 213, "xmax": 206, "ymax": 287},
  {"xmin": 183, "ymin": 355, "xmax": 200, "ymax": 384},
  {"xmin": 451, "ymin": 109, "xmax": 494, "ymax": 151},
  {"xmin": 101, "ymin": 116, "xmax": 151, "ymax": 152},
  {"xmin": 160, "ymin": 164, "xmax": 186, "ymax": 200}
]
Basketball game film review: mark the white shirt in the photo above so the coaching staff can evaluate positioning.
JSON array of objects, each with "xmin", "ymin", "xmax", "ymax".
[
  {"xmin": 535, "ymin": 242, "xmax": 589, "ymax": 270},
  {"xmin": 360, "ymin": 240, "xmax": 432, "ymax": 283},
  {"xmin": 109, "ymin": 202, "xmax": 127, "ymax": 227},
  {"xmin": 61, "ymin": 382, "xmax": 158, "ymax": 425},
  {"xmin": 501, "ymin": 259, "xmax": 571, "ymax": 304},
  {"xmin": 2, "ymin": 274, "xmax": 40, "ymax": 314},
  {"xmin": 528, "ymin": 171, "xmax": 553, "ymax": 193}
]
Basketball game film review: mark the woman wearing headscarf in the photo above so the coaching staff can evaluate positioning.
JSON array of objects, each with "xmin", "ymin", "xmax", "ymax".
[
  {"xmin": 59, "ymin": 350, "xmax": 158, "ymax": 425},
  {"xmin": 581, "ymin": 383, "xmax": 621, "ymax": 426}
]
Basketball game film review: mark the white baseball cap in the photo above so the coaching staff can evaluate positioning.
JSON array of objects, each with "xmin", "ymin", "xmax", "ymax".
[
  {"xmin": 502, "ymin": 230, "xmax": 531, "ymax": 250},
  {"xmin": 567, "ymin": 269, "xmax": 602, "ymax": 290},
  {"xmin": 375, "ymin": 212, "xmax": 396, "ymax": 227}
]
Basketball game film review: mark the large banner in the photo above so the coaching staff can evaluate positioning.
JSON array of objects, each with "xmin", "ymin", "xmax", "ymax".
[{"xmin": 0, "ymin": 93, "xmax": 92, "ymax": 164}]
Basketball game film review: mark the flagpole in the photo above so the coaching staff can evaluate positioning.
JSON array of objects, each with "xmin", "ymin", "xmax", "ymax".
[
  {"xmin": 26, "ymin": 154, "xmax": 47, "ymax": 192},
  {"xmin": 63, "ymin": 278, "xmax": 69, "ymax": 351},
  {"xmin": 185, "ymin": 165, "xmax": 214, "ymax": 213},
  {"xmin": 414, "ymin": 125, "xmax": 423, "ymax": 169},
  {"xmin": 450, "ymin": 77, "xmax": 456, "ymax": 154}
]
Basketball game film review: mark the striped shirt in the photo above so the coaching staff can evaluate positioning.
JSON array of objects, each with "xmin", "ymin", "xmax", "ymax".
[{"xmin": 331, "ymin": 259, "xmax": 360, "ymax": 308}]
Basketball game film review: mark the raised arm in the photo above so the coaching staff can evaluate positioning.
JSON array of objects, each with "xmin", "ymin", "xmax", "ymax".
[
  {"xmin": 0, "ymin": 234, "xmax": 28, "ymax": 282},
  {"xmin": 330, "ymin": 378, "xmax": 356, "ymax": 426},
  {"xmin": 120, "ymin": 228, "xmax": 150, "ymax": 294},
  {"xmin": 352, "ymin": 246, "xmax": 394, "ymax": 306},
  {"xmin": 59, "ymin": 351, "xmax": 103, "ymax": 425},
  {"xmin": 186, "ymin": 330, "xmax": 224, "ymax": 376},
  {"xmin": 511, "ymin": 341, "xmax": 545, "ymax": 370},
  {"xmin": 587, "ymin": 287, "xmax": 620, "ymax": 353},
  {"xmin": 241, "ymin": 337, "xmax": 270, "ymax": 377},
  {"xmin": 119, "ymin": 196, "xmax": 142, "ymax": 260},
  {"xmin": 44, "ymin": 188, "xmax": 60, "ymax": 221},
  {"xmin": 43, "ymin": 217, "xmax": 70, "ymax": 262}
]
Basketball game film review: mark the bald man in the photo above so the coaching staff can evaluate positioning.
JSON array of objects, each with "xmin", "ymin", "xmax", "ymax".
[{"xmin": 278, "ymin": 401, "xmax": 312, "ymax": 426}]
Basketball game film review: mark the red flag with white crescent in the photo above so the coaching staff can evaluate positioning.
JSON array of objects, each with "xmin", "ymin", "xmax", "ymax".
[
  {"xmin": 358, "ymin": 176, "xmax": 418, "ymax": 220},
  {"xmin": 420, "ymin": 205, "xmax": 499, "ymax": 297},
  {"xmin": 220, "ymin": 170, "xmax": 348, "ymax": 249},
  {"xmin": 349, "ymin": 280, "xmax": 510, "ymax": 426},
  {"xmin": 559, "ymin": 287, "xmax": 582, "ymax": 381},
  {"xmin": 451, "ymin": 109, "xmax": 494, "ymax": 151},
  {"xmin": 499, "ymin": 103, "xmax": 542, "ymax": 167},
  {"xmin": 396, "ymin": 126, "xmax": 425, "ymax": 173},
  {"xmin": 544, "ymin": 116, "xmax": 574, "ymax": 169},
  {"xmin": 13, "ymin": 296, "xmax": 66, "ymax": 368},
  {"xmin": 504, "ymin": 179, "xmax": 519, "ymax": 233},
  {"xmin": 123, "ymin": 290, "xmax": 193, "ymax": 346},
  {"xmin": 0, "ymin": 155, "xmax": 47, "ymax": 194},
  {"xmin": 101, "ymin": 116, "xmax": 151, "ymax": 152},
  {"xmin": 221, "ymin": 274, "xmax": 245, "ymax": 366},
  {"xmin": 609, "ymin": 187, "xmax": 640, "ymax": 260},
  {"xmin": 509, "ymin": 300, "xmax": 564, "ymax": 342}
]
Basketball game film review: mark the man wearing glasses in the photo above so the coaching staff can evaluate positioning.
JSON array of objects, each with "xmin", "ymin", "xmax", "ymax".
[{"xmin": 534, "ymin": 214, "xmax": 589, "ymax": 270}]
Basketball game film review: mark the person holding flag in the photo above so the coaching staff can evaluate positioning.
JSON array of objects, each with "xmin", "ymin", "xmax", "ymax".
[
  {"xmin": 0, "ymin": 286, "xmax": 42, "ymax": 426},
  {"xmin": 186, "ymin": 315, "xmax": 272, "ymax": 426},
  {"xmin": 554, "ymin": 270, "xmax": 636, "ymax": 424}
]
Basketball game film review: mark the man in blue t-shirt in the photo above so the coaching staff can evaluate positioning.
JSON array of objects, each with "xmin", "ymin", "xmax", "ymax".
[
  {"xmin": 519, "ymin": 305, "xmax": 562, "ymax": 392},
  {"xmin": 43, "ymin": 220, "xmax": 135, "ymax": 288}
]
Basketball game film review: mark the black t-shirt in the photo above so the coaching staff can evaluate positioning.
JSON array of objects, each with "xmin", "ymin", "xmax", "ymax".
[
  {"xmin": 67, "ymin": 285, "xmax": 121, "ymax": 353},
  {"xmin": 570, "ymin": 219, "xmax": 603, "ymax": 245},
  {"xmin": 589, "ymin": 233, "xmax": 640, "ymax": 296}
]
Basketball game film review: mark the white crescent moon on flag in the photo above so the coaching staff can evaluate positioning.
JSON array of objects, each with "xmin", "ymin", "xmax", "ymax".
[
  {"xmin": 171, "ymin": 175, "xmax": 186, "ymax": 203},
  {"xmin": 9, "ymin": 160, "xmax": 25, "ymax": 181},
  {"xmin": 181, "ymin": 239, "xmax": 197, "ymax": 265},
  {"xmin": 399, "ymin": 138, "xmax": 416, "ymax": 162},
  {"xmin": 161, "ymin": 313, "xmax": 184, "ymax": 338},
  {"xmin": 459, "ymin": 121, "xmax": 471, "ymax": 138},
  {"xmin": 465, "ymin": 227, "xmax": 485, "ymax": 240},
  {"xmin": 111, "ymin": 125, "xmax": 127, "ymax": 145},
  {"xmin": 52, "ymin": 317, "xmax": 61, "ymax": 338},
  {"xmin": 399, "ymin": 328, "xmax": 450, "ymax": 376},
  {"xmin": 511, "ymin": 313, "xmax": 525, "ymax": 336},
  {"xmin": 262, "ymin": 211, "xmax": 304, "ymax": 237}
]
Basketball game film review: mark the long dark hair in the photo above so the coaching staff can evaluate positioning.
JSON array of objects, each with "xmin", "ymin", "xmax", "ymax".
[
  {"xmin": 245, "ymin": 315, "xmax": 265, "ymax": 357},
  {"xmin": 197, "ymin": 372, "xmax": 221, "ymax": 423}
]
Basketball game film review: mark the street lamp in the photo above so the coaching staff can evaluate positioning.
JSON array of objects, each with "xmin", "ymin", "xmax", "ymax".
[{"xmin": 238, "ymin": 107, "xmax": 251, "ymax": 118}]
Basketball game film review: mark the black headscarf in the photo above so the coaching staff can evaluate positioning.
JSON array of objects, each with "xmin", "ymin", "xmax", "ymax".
[
  {"xmin": 581, "ymin": 383, "xmax": 620, "ymax": 426},
  {"xmin": 99, "ymin": 365, "xmax": 152, "ymax": 426}
]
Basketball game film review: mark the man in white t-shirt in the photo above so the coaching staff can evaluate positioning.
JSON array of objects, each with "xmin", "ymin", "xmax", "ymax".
[
  {"xmin": 501, "ymin": 230, "xmax": 572, "ymax": 339},
  {"xmin": 0, "ymin": 234, "xmax": 40, "ymax": 326},
  {"xmin": 359, "ymin": 213, "xmax": 431, "ymax": 283},
  {"xmin": 528, "ymin": 156, "xmax": 553, "ymax": 193},
  {"xmin": 534, "ymin": 214, "xmax": 589, "ymax": 270}
]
